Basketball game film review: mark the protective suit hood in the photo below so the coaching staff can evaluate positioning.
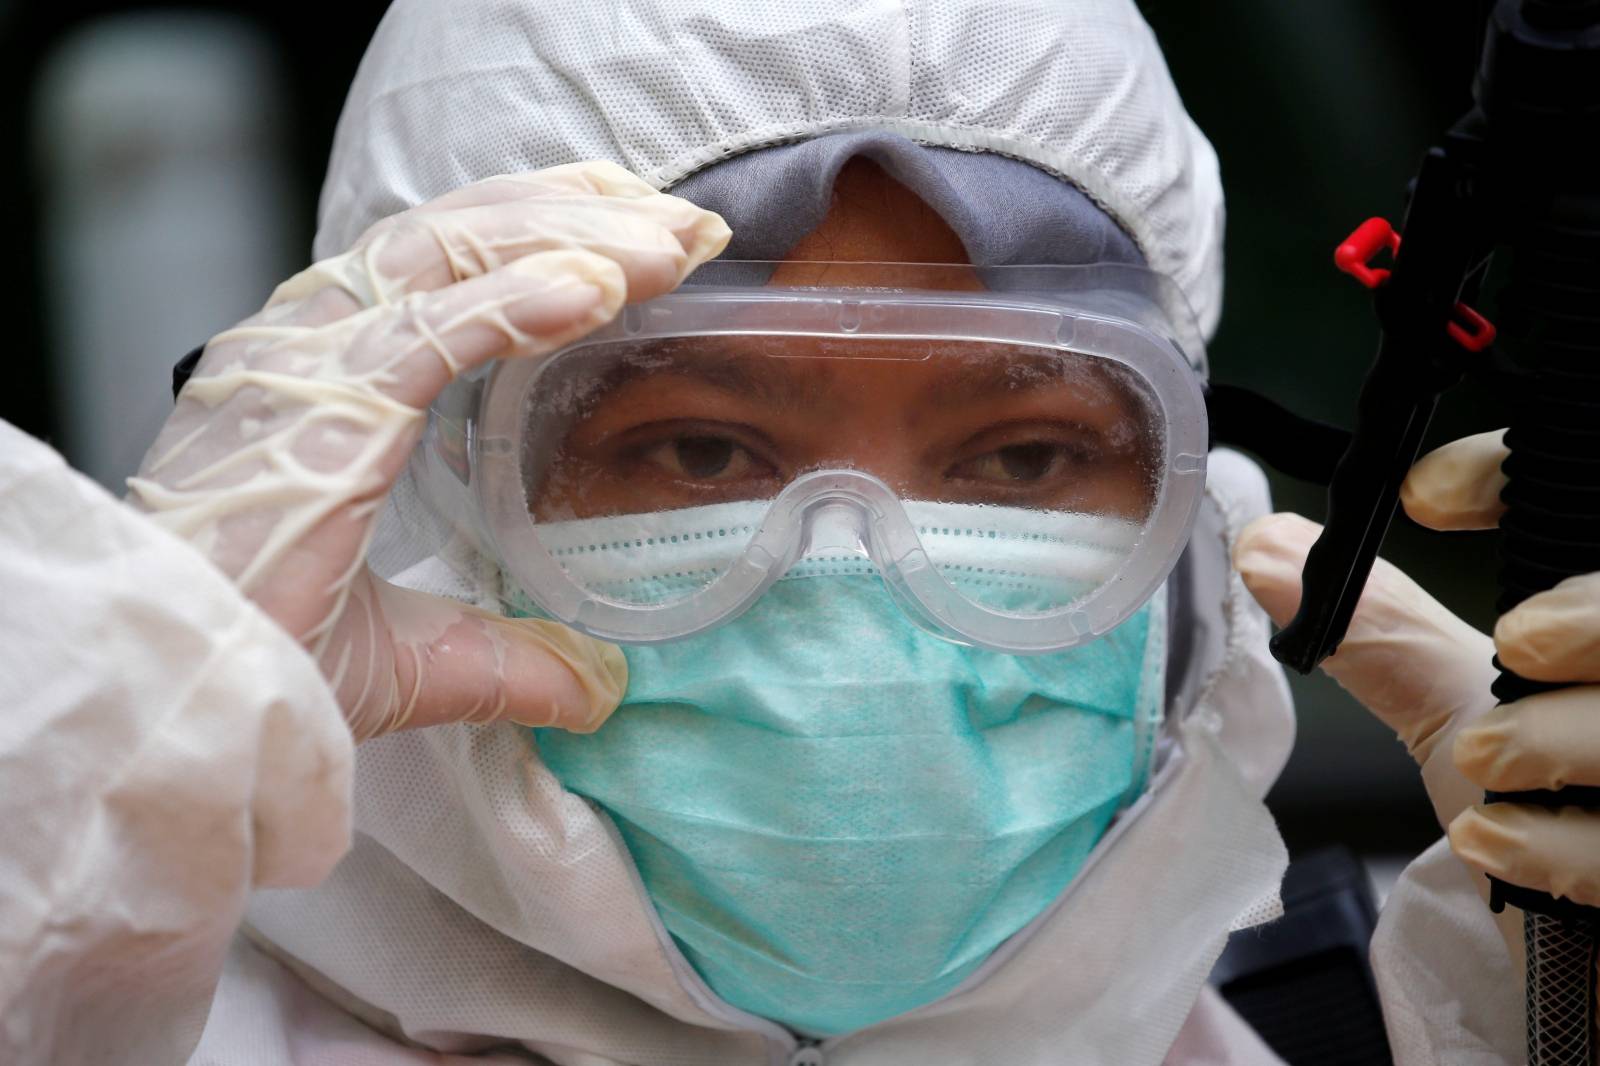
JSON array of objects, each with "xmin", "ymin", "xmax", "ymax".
[
  {"xmin": 233, "ymin": 3, "xmax": 1298, "ymax": 1063},
  {"xmin": 315, "ymin": 0, "xmax": 1226, "ymax": 338}
]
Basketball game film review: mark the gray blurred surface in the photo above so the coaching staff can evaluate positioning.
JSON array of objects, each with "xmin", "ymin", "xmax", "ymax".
[{"xmin": 33, "ymin": 12, "xmax": 296, "ymax": 491}]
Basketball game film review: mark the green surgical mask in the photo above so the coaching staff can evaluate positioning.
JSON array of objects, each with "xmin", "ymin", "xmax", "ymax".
[{"xmin": 530, "ymin": 562, "xmax": 1165, "ymax": 1037}]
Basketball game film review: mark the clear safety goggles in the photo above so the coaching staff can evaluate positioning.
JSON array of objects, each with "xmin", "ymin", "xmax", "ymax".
[{"xmin": 408, "ymin": 262, "xmax": 1208, "ymax": 654}]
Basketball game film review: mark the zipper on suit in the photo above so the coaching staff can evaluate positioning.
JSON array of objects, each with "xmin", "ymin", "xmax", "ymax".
[
  {"xmin": 787, "ymin": 1039, "xmax": 826, "ymax": 1066},
  {"xmin": 590, "ymin": 810, "xmax": 801, "ymax": 1063}
]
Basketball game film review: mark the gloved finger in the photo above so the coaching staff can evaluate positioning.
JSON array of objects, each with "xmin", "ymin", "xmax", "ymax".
[
  {"xmin": 272, "ymin": 172, "xmax": 729, "ymax": 316},
  {"xmin": 275, "ymin": 203, "xmax": 688, "ymax": 320},
  {"xmin": 1494, "ymin": 572, "xmax": 1600, "ymax": 683},
  {"xmin": 132, "ymin": 250, "xmax": 628, "ymax": 603},
  {"xmin": 367, "ymin": 198, "xmax": 718, "ymax": 304},
  {"xmin": 1234, "ymin": 511, "xmax": 1497, "ymax": 763},
  {"xmin": 333, "ymin": 577, "xmax": 628, "ymax": 740},
  {"xmin": 509, "ymin": 159, "xmax": 668, "ymax": 200},
  {"xmin": 338, "ymin": 163, "xmax": 683, "ymax": 281},
  {"xmin": 1449, "ymin": 803, "xmax": 1600, "ymax": 909},
  {"xmin": 1399, "ymin": 429, "xmax": 1508, "ymax": 532},
  {"xmin": 1455, "ymin": 686, "xmax": 1600, "ymax": 792},
  {"xmin": 347, "ymin": 248, "xmax": 630, "ymax": 409},
  {"xmin": 402, "ymin": 160, "xmax": 663, "ymax": 217}
]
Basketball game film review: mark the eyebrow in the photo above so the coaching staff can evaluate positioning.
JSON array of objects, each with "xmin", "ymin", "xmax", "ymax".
[
  {"xmin": 912, "ymin": 351, "xmax": 1135, "ymax": 414},
  {"xmin": 594, "ymin": 336, "xmax": 1138, "ymax": 420},
  {"xmin": 596, "ymin": 337, "xmax": 842, "ymax": 413}
]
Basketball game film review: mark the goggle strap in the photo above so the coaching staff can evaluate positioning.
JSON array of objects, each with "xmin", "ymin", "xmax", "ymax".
[{"xmin": 1204, "ymin": 382, "xmax": 1349, "ymax": 486}]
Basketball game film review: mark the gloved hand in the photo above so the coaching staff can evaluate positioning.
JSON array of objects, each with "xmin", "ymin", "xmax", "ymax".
[
  {"xmin": 1235, "ymin": 427, "xmax": 1600, "ymax": 912},
  {"xmin": 129, "ymin": 161, "xmax": 731, "ymax": 740}
]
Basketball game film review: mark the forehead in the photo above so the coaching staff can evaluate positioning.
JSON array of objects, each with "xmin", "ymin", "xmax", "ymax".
[{"xmin": 771, "ymin": 158, "xmax": 983, "ymax": 287}]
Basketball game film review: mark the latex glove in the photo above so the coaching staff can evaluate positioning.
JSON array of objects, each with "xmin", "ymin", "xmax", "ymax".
[
  {"xmin": 1237, "ymin": 427, "xmax": 1600, "ymax": 910},
  {"xmin": 1406, "ymin": 430, "xmax": 1600, "ymax": 908},
  {"xmin": 129, "ymin": 161, "xmax": 730, "ymax": 739},
  {"xmin": 1231, "ymin": 509, "xmax": 1498, "ymax": 837}
]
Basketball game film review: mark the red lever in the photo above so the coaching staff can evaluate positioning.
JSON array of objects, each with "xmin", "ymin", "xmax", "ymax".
[
  {"xmin": 1448, "ymin": 303, "xmax": 1496, "ymax": 352},
  {"xmin": 1333, "ymin": 216, "xmax": 1495, "ymax": 353},
  {"xmin": 1335, "ymin": 217, "xmax": 1401, "ymax": 289}
]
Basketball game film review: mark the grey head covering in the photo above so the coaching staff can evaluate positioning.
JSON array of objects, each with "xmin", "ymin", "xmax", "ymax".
[
  {"xmin": 666, "ymin": 131, "xmax": 1204, "ymax": 366},
  {"xmin": 668, "ymin": 129, "xmax": 1145, "ymax": 267}
]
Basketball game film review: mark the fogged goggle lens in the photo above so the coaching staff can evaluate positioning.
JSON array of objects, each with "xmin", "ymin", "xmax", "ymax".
[{"xmin": 521, "ymin": 335, "xmax": 1160, "ymax": 614}]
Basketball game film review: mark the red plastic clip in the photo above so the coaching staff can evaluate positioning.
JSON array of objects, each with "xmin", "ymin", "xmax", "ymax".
[
  {"xmin": 1333, "ymin": 216, "xmax": 1495, "ymax": 352},
  {"xmin": 1448, "ymin": 303, "xmax": 1496, "ymax": 352},
  {"xmin": 1334, "ymin": 217, "xmax": 1401, "ymax": 289}
]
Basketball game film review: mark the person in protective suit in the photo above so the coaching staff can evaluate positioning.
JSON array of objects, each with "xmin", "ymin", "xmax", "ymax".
[{"xmin": 0, "ymin": 1, "xmax": 1587, "ymax": 1063}]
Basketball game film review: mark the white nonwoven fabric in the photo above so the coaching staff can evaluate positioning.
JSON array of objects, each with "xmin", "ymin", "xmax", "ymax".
[
  {"xmin": 0, "ymin": 421, "xmax": 354, "ymax": 1066},
  {"xmin": 316, "ymin": 0, "xmax": 1226, "ymax": 338},
  {"xmin": 1370, "ymin": 839, "xmax": 1526, "ymax": 1064}
]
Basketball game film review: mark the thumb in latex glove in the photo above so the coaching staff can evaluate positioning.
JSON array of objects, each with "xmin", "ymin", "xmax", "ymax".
[
  {"xmin": 1232, "ymin": 509, "xmax": 1499, "ymax": 835},
  {"xmin": 1402, "ymin": 430, "xmax": 1600, "ymax": 909},
  {"xmin": 129, "ymin": 161, "xmax": 731, "ymax": 739},
  {"xmin": 1231, "ymin": 453, "xmax": 1525, "ymax": 967}
]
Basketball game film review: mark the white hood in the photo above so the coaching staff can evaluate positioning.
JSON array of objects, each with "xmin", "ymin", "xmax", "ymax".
[
  {"xmin": 314, "ymin": 0, "xmax": 1227, "ymax": 339},
  {"xmin": 233, "ymin": 4, "xmax": 1296, "ymax": 1062}
]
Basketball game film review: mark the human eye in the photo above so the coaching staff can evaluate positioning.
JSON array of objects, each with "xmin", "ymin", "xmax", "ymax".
[
  {"xmin": 947, "ymin": 440, "xmax": 1086, "ymax": 484},
  {"xmin": 637, "ymin": 431, "xmax": 774, "ymax": 483},
  {"xmin": 580, "ymin": 417, "xmax": 786, "ymax": 500},
  {"xmin": 944, "ymin": 428, "xmax": 1098, "ymax": 487},
  {"xmin": 938, "ymin": 419, "xmax": 1155, "ymax": 517}
]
